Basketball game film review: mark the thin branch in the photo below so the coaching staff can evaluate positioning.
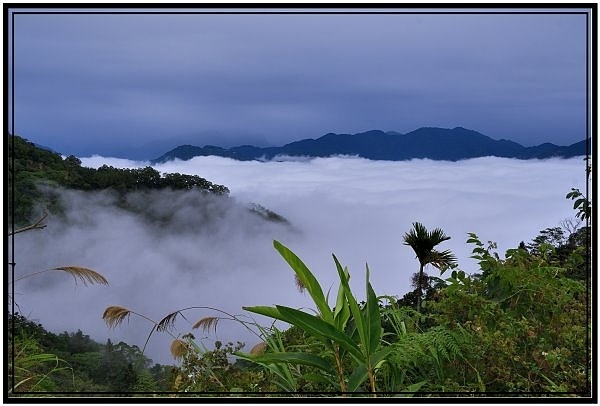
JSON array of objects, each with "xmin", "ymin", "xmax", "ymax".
[{"xmin": 9, "ymin": 213, "xmax": 48, "ymax": 236}]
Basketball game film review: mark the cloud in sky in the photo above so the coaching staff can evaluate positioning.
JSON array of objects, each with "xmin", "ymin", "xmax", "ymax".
[
  {"xmin": 13, "ymin": 155, "xmax": 586, "ymax": 365},
  {"xmin": 10, "ymin": 8, "xmax": 589, "ymax": 159}
]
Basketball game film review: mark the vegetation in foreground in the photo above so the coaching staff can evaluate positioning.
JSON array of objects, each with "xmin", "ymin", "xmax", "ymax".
[
  {"xmin": 101, "ymin": 222, "xmax": 589, "ymax": 396},
  {"xmin": 10, "ymin": 211, "xmax": 590, "ymax": 396},
  {"xmin": 7, "ymin": 136, "xmax": 591, "ymax": 397}
]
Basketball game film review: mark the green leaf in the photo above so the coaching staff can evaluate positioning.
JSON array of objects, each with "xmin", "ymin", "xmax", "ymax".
[
  {"xmin": 235, "ymin": 351, "xmax": 334, "ymax": 374},
  {"xmin": 274, "ymin": 240, "xmax": 334, "ymax": 324},
  {"xmin": 333, "ymin": 254, "xmax": 367, "ymax": 357},
  {"xmin": 301, "ymin": 372, "xmax": 338, "ymax": 387},
  {"xmin": 242, "ymin": 305, "xmax": 284, "ymax": 321},
  {"xmin": 365, "ymin": 265, "xmax": 382, "ymax": 354},
  {"xmin": 334, "ymin": 267, "xmax": 351, "ymax": 331},
  {"xmin": 275, "ymin": 305, "xmax": 364, "ymax": 361},
  {"xmin": 403, "ymin": 380, "xmax": 426, "ymax": 394},
  {"xmin": 347, "ymin": 363, "xmax": 368, "ymax": 392},
  {"xmin": 234, "ymin": 349, "xmax": 297, "ymax": 391},
  {"xmin": 263, "ymin": 364, "xmax": 298, "ymax": 391},
  {"xmin": 370, "ymin": 346, "xmax": 394, "ymax": 367}
]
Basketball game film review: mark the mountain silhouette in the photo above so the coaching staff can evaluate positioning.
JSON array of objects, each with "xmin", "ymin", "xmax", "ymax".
[{"xmin": 152, "ymin": 127, "xmax": 589, "ymax": 163}]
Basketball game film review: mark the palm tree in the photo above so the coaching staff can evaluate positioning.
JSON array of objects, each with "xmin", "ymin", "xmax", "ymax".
[{"xmin": 403, "ymin": 222, "xmax": 457, "ymax": 315}]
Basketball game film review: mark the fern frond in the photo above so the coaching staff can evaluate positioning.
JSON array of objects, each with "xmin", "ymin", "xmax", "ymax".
[
  {"xmin": 427, "ymin": 326, "xmax": 463, "ymax": 361},
  {"xmin": 192, "ymin": 316, "xmax": 219, "ymax": 333},
  {"xmin": 102, "ymin": 306, "xmax": 131, "ymax": 329}
]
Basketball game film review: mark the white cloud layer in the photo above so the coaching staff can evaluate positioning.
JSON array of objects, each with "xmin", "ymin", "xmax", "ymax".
[{"xmin": 13, "ymin": 156, "xmax": 587, "ymax": 365}]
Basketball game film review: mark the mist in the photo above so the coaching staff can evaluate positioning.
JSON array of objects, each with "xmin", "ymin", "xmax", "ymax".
[{"xmin": 13, "ymin": 155, "xmax": 587, "ymax": 365}]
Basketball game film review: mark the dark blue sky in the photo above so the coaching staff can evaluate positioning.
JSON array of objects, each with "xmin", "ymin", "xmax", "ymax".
[{"xmin": 8, "ymin": 7, "xmax": 590, "ymax": 159}]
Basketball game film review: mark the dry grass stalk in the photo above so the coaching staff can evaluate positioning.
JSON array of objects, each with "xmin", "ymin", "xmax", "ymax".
[
  {"xmin": 13, "ymin": 266, "xmax": 109, "ymax": 286},
  {"xmin": 103, "ymin": 306, "xmax": 132, "ymax": 329},
  {"xmin": 50, "ymin": 266, "xmax": 109, "ymax": 286},
  {"xmin": 170, "ymin": 339, "xmax": 188, "ymax": 359},
  {"xmin": 192, "ymin": 316, "xmax": 219, "ymax": 334},
  {"xmin": 250, "ymin": 341, "xmax": 267, "ymax": 356},
  {"xmin": 157, "ymin": 311, "xmax": 179, "ymax": 332}
]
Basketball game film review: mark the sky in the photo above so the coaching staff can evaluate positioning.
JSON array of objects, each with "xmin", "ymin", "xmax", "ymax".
[
  {"xmin": 8, "ymin": 6, "xmax": 591, "ymax": 159},
  {"xmin": 12, "ymin": 155, "xmax": 587, "ymax": 366}
]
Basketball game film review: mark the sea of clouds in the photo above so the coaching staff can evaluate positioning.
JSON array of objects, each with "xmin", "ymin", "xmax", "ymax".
[{"xmin": 12, "ymin": 155, "xmax": 587, "ymax": 365}]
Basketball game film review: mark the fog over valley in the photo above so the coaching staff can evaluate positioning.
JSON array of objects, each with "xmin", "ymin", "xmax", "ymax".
[{"xmin": 14, "ymin": 155, "xmax": 587, "ymax": 365}]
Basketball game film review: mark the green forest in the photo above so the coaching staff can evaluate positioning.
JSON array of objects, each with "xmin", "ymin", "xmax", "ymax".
[
  {"xmin": 7, "ymin": 135, "xmax": 592, "ymax": 398},
  {"xmin": 7, "ymin": 135, "xmax": 230, "ymax": 227}
]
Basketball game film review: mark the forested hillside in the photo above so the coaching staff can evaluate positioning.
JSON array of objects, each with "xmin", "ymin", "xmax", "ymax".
[
  {"xmin": 9, "ymin": 313, "xmax": 175, "ymax": 393},
  {"xmin": 7, "ymin": 135, "xmax": 229, "ymax": 227}
]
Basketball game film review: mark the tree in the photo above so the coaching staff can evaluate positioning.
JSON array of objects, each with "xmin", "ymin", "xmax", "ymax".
[{"xmin": 402, "ymin": 222, "xmax": 456, "ymax": 315}]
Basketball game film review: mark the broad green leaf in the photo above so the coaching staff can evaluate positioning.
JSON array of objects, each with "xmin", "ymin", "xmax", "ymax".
[
  {"xmin": 275, "ymin": 305, "xmax": 364, "ymax": 361},
  {"xmin": 333, "ymin": 254, "xmax": 367, "ymax": 357},
  {"xmin": 301, "ymin": 371, "xmax": 338, "ymax": 387},
  {"xmin": 234, "ymin": 348, "xmax": 297, "ymax": 392},
  {"xmin": 403, "ymin": 380, "xmax": 426, "ymax": 394},
  {"xmin": 347, "ymin": 347, "xmax": 395, "ymax": 392},
  {"xmin": 274, "ymin": 240, "xmax": 334, "ymax": 324},
  {"xmin": 369, "ymin": 346, "xmax": 394, "ymax": 368},
  {"xmin": 244, "ymin": 304, "xmax": 358, "ymax": 363},
  {"xmin": 347, "ymin": 363, "xmax": 368, "ymax": 392},
  {"xmin": 262, "ymin": 364, "xmax": 297, "ymax": 391},
  {"xmin": 334, "ymin": 271, "xmax": 351, "ymax": 331},
  {"xmin": 242, "ymin": 305, "xmax": 284, "ymax": 321},
  {"xmin": 235, "ymin": 351, "xmax": 334, "ymax": 374},
  {"xmin": 365, "ymin": 265, "xmax": 382, "ymax": 354},
  {"xmin": 348, "ymin": 347, "xmax": 393, "ymax": 392}
]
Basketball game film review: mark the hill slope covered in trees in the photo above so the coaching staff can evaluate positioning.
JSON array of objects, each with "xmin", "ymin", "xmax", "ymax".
[{"xmin": 7, "ymin": 135, "xmax": 288, "ymax": 228}]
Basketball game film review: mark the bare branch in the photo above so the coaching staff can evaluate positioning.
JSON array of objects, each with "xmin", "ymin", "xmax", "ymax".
[{"xmin": 9, "ymin": 213, "xmax": 48, "ymax": 236}]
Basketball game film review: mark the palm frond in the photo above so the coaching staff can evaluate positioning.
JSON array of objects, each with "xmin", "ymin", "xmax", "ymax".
[
  {"xmin": 103, "ymin": 306, "xmax": 131, "ymax": 329},
  {"xmin": 49, "ymin": 266, "xmax": 109, "ymax": 286},
  {"xmin": 192, "ymin": 316, "xmax": 219, "ymax": 334},
  {"xmin": 430, "ymin": 227, "xmax": 451, "ymax": 245},
  {"xmin": 427, "ymin": 249, "xmax": 457, "ymax": 270},
  {"xmin": 403, "ymin": 222, "xmax": 455, "ymax": 268}
]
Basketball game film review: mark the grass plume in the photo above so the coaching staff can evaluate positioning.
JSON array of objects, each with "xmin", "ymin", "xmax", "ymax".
[
  {"xmin": 49, "ymin": 266, "xmax": 109, "ymax": 286},
  {"xmin": 13, "ymin": 266, "xmax": 109, "ymax": 286},
  {"xmin": 250, "ymin": 341, "xmax": 267, "ymax": 356},
  {"xmin": 102, "ymin": 306, "xmax": 132, "ymax": 329},
  {"xmin": 170, "ymin": 339, "xmax": 188, "ymax": 359},
  {"xmin": 192, "ymin": 316, "xmax": 219, "ymax": 334},
  {"xmin": 157, "ymin": 311, "xmax": 180, "ymax": 332}
]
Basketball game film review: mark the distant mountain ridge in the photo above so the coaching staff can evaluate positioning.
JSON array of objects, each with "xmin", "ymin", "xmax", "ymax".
[{"xmin": 152, "ymin": 127, "xmax": 589, "ymax": 163}]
